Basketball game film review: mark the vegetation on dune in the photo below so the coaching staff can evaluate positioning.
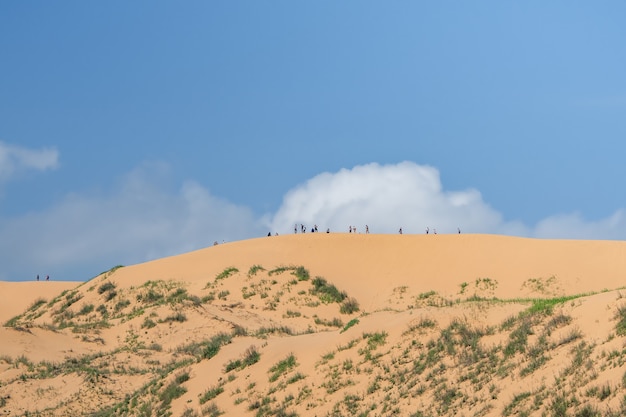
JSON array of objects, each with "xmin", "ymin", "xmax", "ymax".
[
  {"xmin": 224, "ymin": 346, "xmax": 261, "ymax": 373},
  {"xmin": 310, "ymin": 276, "xmax": 346, "ymax": 303},
  {"xmin": 248, "ymin": 264, "xmax": 266, "ymax": 277},
  {"xmin": 341, "ymin": 318, "xmax": 359, "ymax": 333},
  {"xmin": 199, "ymin": 385, "xmax": 224, "ymax": 404},
  {"xmin": 268, "ymin": 265, "xmax": 310, "ymax": 281},
  {"xmin": 93, "ymin": 265, "xmax": 124, "ymax": 280},
  {"xmin": 5, "ymin": 257, "xmax": 626, "ymax": 417},
  {"xmin": 269, "ymin": 354, "xmax": 297, "ymax": 382},
  {"xmin": 615, "ymin": 304, "xmax": 626, "ymax": 336},
  {"xmin": 214, "ymin": 267, "xmax": 238, "ymax": 282}
]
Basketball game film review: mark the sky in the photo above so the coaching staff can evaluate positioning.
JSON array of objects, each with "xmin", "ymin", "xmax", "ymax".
[{"xmin": 1, "ymin": 2, "xmax": 626, "ymax": 281}]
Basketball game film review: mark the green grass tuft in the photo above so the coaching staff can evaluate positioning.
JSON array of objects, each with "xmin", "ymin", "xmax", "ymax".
[{"xmin": 269, "ymin": 354, "xmax": 297, "ymax": 382}]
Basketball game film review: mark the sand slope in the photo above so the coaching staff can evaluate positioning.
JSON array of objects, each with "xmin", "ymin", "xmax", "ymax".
[
  {"xmin": 0, "ymin": 281, "xmax": 80, "ymax": 324},
  {"xmin": 1, "ymin": 234, "xmax": 626, "ymax": 416}
]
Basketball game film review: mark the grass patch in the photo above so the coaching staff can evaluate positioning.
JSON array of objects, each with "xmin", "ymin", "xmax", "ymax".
[
  {"xmin": 310, "ymin": 277, "xmax": 346, "ymax": 303},
  {"xmin": 199, "ymin": 386, "xmax": 224, "ymax": 404},
  {"xmin": 248, "ymin": 265, "xmax": 265, "ymax": 277},
  {"xmin": 504, "ymin": 318, "xmax": 532, "ymax": 357},
  {"xmin": 114, "ymin": 299, "xmax": 131, "ymax": 312},
  {"xmin": 269, "ymin": 354, "xmax": 297, "ymax": 382},
  {"xmin": 4, "ymin": 314, "xmax": 23, "ymax": 327},
  {"xmin": 27, "ymin": 298, "xmax": 47, "ymax": 311},
  {"xmin": 142, "ymin": 317, "xmax": 157, "ymax": 329},
  {"xmin": 215, "ymin": 267, "xmax": 238, "ymax": 282},
  {"xmin": 77, "ymin": 304, "xmax": 94, "ymax": 316},
  {"xmin": 363, "ymin": 331, "xmax": 387, "ymax": 350},
  {"xmin": 160, "ymin": 372, "xmax": 189, "ymax": 407},
  {"xmin": 255, "ymin": 326, "xmax": 294, "ymax": 337},
  {"xmin": 615, "ymin": 305, "xmax": 626, "ymax": 336},
  {"xmin": 162, "ymin": 312, "xmax": 187, "ymax": 323},
  {"xmin": 292, "ymin": 266, "xmax": 310, "ymax": 281},
  {"xmin": 202, "ymin": 403, "xmax": 223, "ymax": 417},
  {"xmin": 341, "ymin": 318, "xmax": 359, "ymax": 333},
  {"xmin": 315, "ymin": 316, "xmax": 343, "ymax": 327},
  {"xmin": 177, "ymin": 333, "xmax": 232, "ymax": 361},
  {"xmin": 98, "ymin": 282, "xmax": 116, "ymax": 294},
  {"xmin": 167, "ymin": 287, "xmax": 188, "ymax": 304},
  {"xmin": 137, "ymin": 288, "xmax": 164, "ymax": 304},
  {"xmin": 340, "ymin": 297, "xmax": 360, "ymax": 314},
  {"xmin": 98, "ymin": 265, "xmax": 124, "ymax": 277},
  {"xmin": 269, "ymin": 265, "xmax": 295, "ymax": 276},
  {"xmin": 225, "ymin": 346, "xmax": 260, "ymax": 372}
]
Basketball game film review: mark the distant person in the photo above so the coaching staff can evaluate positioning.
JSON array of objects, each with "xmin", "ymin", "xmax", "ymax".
[
  {"xmin": 46, "ymin": 275, "xmax": 49, "ymax": 281},
  {"xmin": 267, "ymin": 232, "xmax": 272, "ymax": 237},
  {"xmin": 426, "ymin": 227, "xmax": 429, "ymax": 234},
  {"xmin": 36, "ymin": 274, "xmax": 39, "ymax": 281},
  {"xmin": 399, "ymin": 227, "xmax": 403, "ymax": 234},
  {"xmin": 294, "ymin": 224, "xmax": 298, "ymax": 234},
  {"xmin": 458, "ymin": 228, "xmax": 461, "ymax": 234},
  {"xmin": 365, "ymin": 225, "xmax": 369, "ymax": 234},
  {"xmin": 314, "ymin": 224, "xmax": 318, "ymax": 232},
  {"xmin": 349, "ymin": 226, "xmax": 352, "ymax": 233}
]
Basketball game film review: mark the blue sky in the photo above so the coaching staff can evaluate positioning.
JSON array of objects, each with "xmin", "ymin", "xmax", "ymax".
[{"xmin": 1, "ymin": 2, "xmax": 626, "ymax": 281}]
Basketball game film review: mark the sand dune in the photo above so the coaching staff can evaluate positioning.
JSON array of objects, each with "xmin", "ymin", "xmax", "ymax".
[
  {"xmin": 1, "ymin": 234, "xmax": 626, "ymax": 416},
  {"xmin": 0, "ymin": 281, "xmax": 80, "ymax": 324}
]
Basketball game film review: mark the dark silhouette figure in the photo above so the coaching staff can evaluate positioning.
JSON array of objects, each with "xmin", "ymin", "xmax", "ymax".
[
  {"xmin": 399, "ymin": 228, "xmax": 403, "ymax": 234},
  {"xmin": 365, "ymin": 225, "xmax": 369, "ymax": 234},
  {"xmin": 36, "ymin": 275, "xmax": 39, "ymax": 281},
  {"xmin": 46, "ymin": 275, "xmax": 49, "ymax": 281}
]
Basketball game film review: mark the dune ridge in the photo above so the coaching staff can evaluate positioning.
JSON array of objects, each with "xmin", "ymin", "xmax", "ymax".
[{"xmin": 1, "ymin": 234, "xmax": 626, "ymax": 416}]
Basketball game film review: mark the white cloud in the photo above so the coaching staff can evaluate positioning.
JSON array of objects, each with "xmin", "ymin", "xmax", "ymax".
[
  {"xmin": 0, "ymin": 162, "xmax": 265, "ymax": 280},
  {"xmin": 270, "ymin": 161, "xmax": 626, "ymax": 241},
  {"xmin": 269, "ymin": 161, "xmax": 520, "ymax": 235},
  {"xmin": 0, "ymin": 141, "xmax": 59, "ymax": 181},
  {"xmin": 534, "ymin": 210, "xmax": 626, "ymax": 240}
]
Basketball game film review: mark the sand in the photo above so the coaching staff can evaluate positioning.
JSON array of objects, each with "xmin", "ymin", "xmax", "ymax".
[
  {"xmin": 1, "ymin": 233, "xmax": 626, "ymax": 416},
  {"xmin": 0, "ymin": 281, "xmax": 80, "ymax": 324}
]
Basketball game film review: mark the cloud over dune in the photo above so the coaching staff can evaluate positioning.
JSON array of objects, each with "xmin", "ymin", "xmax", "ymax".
[
  {"xmin": 534, "ymin": 210, "xmax": 626, "ymax": 240},
  {"xmin": 0, "ymin": 163, "xmax": 263, "ymax": 280},
  {"xmin": 1, "ymin": 159, "xmax": 626, "ymax": 281},
  {"xmin": 270, "ymin": 161, "xmax": 523, "ymax": 235},
  {"xmin": 0, "ymin": 141, "xmax": 59, "ymax": 181}
]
